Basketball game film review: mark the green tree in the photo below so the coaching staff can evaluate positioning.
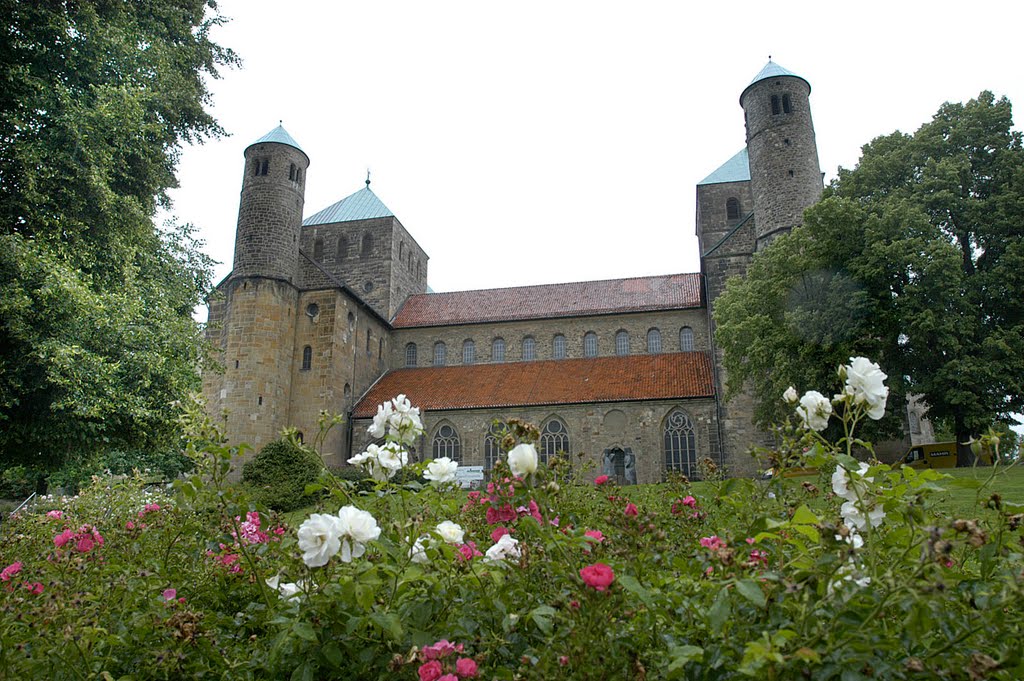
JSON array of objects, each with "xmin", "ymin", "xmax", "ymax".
[
  {"xmin": 0, "ymin": 1, "xmax": 236, "ymax": 476},
  {"xmin": 715, "ymin": 92, "xmax": 1024, "ymax": 461}
]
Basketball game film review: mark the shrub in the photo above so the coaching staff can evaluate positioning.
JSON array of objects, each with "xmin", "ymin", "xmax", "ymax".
[
  {"xmin": 242, "ymin": 439, "xmax": 324, "ymax": 511},
  {"xmin": 0, "ymin": 465, "xmax": 41, "ymax": 499}
]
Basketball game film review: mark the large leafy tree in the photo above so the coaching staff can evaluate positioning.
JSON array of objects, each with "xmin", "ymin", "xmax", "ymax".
[
  {"xmin": 0, "ymin": 1, "xmax": 236, "ymax": 474},
  {"xmin": 715, "ymin": 92, "xmax": 1024, "ymax": 457}
]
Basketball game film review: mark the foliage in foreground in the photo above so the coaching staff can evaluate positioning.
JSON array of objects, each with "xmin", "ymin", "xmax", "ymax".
[{"xmin": 2, "ymin": 368, "xmax": 1023, "ymax": 680}]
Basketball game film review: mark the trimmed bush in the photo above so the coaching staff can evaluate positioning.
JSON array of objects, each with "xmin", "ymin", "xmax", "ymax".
[{"xmin": 242, "ymin": 439, "xmax": 324, "ymax": 511}]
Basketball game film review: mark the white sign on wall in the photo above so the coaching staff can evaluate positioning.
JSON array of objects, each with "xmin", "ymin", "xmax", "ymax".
[{"xmin": 455, "ymin": 466, "xmax": 485, "ymax": 489}]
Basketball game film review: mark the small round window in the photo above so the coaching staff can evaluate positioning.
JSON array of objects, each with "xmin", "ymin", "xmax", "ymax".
[
  {"xmin": 363, "ymin": 281, "xmax": 374, "ymax": 293},
  {"xmin": 305, "ymin": 303, "xmax": 319, "ymax": 318}
]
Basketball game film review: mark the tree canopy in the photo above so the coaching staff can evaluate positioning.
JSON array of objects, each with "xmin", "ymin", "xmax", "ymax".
[
  {"xmin": 714, "ymin": 92, "xmax": 1024, "ymax": 449},
  {"xmin": 0, "ymin": 1, "xmax": 236, "ymax": 476}
]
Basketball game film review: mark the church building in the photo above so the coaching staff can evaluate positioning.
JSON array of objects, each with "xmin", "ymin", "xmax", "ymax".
[{"xmin": 204, "ymin": 61, "xmax": 851, "ymax": 482}]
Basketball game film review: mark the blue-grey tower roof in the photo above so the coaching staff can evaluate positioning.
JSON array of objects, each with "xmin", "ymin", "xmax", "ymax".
[
  {"xmin": 303, "ymin": 186, "xmax": 395, "ymax": 226},
  {"xmin": 698, "ymin": 148, "xmax": 750, "ymax": 185},
  {"xmin": 740, "ymin": 60, "xmax": 811, "ymax": 103},
  {"xmin": 246, "ymin": 124, "xmax": 308, "ymax": 160}
]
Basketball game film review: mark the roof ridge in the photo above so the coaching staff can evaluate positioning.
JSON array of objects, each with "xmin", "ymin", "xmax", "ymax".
[{"xmin": 413, "ymin": 272, "xmax": 699, "ymax": 298}]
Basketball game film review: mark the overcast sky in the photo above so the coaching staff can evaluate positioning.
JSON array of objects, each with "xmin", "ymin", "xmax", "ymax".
[{"xmin": 168, "ymin": 1, "xmax": 1023, "ymax": 433}]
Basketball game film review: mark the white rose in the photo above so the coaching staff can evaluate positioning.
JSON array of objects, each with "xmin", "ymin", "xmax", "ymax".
[
  {"xmin": 783, "ymin": 386, "xmax": 799, "ymax": 405},
  {"xmin": 424, "ymin": 457, "xmax": 459, "ymax": 484},
  {"xmin": 796, "ymin": 390, "xmax": 832, "ymax": 431},
  {"xmin": 266, "ymin": 575, "xmax": 304, "ymax": 600},
  {"xmin": 831, "ymin": 462, "xmax": 871, "ymax": 501},
  {"xmin": 336, "ymin": 505, "xmax": 381, "ymax": 562},
  {"xmin": 297, "ymin": 513, "xmax": 342, "ymax": 568},
  {"xmin": 368, "ymin": 401, "xmax": 393, "ymax": 438},
  {"xmin": 348, "ymin": 445, "xmax": 387, "ymax": 481},
  {"xmin": 840, "ymin": 500, "xmax": 885, "ymax": 531},
  {"xmin": 483, "ymin": 533, "xmax": 521, "ymax": 564},
  {"xmin": 408, "ymin": 535, "xmax": 430, "ymax": 564},
  {"xmin": 507, "ymin": 443, "xmax": 539, "ymax": 477},
  {"xmin": 845, "ymin": 357, "xmax": 888, "ymax": 420},
  {"xmin": 435, "ymin": 520, "xmax": 465, "ymax": 544},
  {"xmin": 376, "ymin": 442, "xmax": 408, "ymax": 475}
]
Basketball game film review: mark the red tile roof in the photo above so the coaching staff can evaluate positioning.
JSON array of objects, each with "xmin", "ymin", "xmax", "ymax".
[
  {"xmin": 352, "ymin": 352, "xmax": 714, "ymax": 418},
  {"xmin": 391, "ymin": 273, "xmax": 703, "ymax": 327}
]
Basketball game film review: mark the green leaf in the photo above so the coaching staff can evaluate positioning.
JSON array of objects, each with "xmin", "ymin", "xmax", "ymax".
[
  {"xmin": 735, "ymin": 579, "xmax": 767, "ymax": 608},
  {"xmin": 290, "ymin": 661, "xmax": 314, "ymax": 681},
  {"xmin": 708, "ymin": 587, "xmax": 731, "ymax": 633},
  {"xmin": 292, "ymin": 622, "xmax": 317, "ymax": 642},
  {"xmin": 369, "ymin": 611, "xmax": 404, "ymax": 641},
  {"xmin": 617, "ymin": 574, "xmax": 653, "ymax": 606},
  {"xmin": 791, "ymin": 504, "xmax": 820, "ymax": 525},
  {"xmin": 529, "ymin": 605, "xmax": 556, "ymax": 635},
  {"xmin": 320, "ymin": 641, "xmax": 344, "ymax": 669},
  {"xmin": 666, "ymin": 645, "xmax": 704, "ymax": 672}
]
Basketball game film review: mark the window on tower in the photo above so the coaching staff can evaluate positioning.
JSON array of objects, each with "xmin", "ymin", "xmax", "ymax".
[
  {"xmin": 289, "ymin": 163, "xmax": 296, "ymax": 181},
  {"xmin": 313, "ymin": 238, "xmax": 324, "ymax": 262},
  {"xmin": 259, "ymin": 159, "xmax": 269, "ymax": 176},
  {"xmin": 771, "ymin": 95, "xmax": 780, "ymax": 116},
  {"xmin": 782, "ymin": 94, "xmax": 792, "ymax": 113},
  {"xmin": 301, "ymin": 345, "xmax": 312, "ymax": 371},
  {"xmin": 361, "ymin": 233, "xmax": 372, "ymax": 257},
  {"xmin": 726, "ymin": 197, "xmax": 740, "ymax": 221}
]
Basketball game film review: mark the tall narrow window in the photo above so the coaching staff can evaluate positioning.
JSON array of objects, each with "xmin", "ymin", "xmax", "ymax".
[
  {"xmin": 615, "ymin": 330, "xmax": 630, "ymax": 356},
  {"xmin": 337, "ymin": 236, "xmax": 348, "ymax": 260},
  {"xmin": 584, "ymin": 332, "xmax": 597, "ymax": 358},
  {"xmin": 679, "ymin": 326, "xmax": 694, "ymax": 352},
  {"xmin": 462, "ymin": 339, "xmax": 476, "ymax": 365},
  {"xmin": 664, "ymin": 408, "xmax": 697, "ymax": 478},
  {"xmin": 313, "ymin": 238, "xmax": 324, "ymax": 261},
  {"xmin": 492, "ymin": 338, "xmax": 505, "ymax": 362},
  {"xmin": 782, "ymin": 94, "xmax": 792, "ymax": 113},
  {"xmin": 522, "ymin": 336, "xmax": 536, "ymax": 361},
  {"xmin": 552, "ymin": 334, "xmax": 566, "ymax": 359},
  {"xmin": 301, "ymin": 345, "xmax": 312, "ymax": 371},
  {"xmin": 399, "ymin": 241, "xmax": 405, "ymax": 261},
  {"xmin": 252, "ymin": 159, "xmax": 260, "ymax": 176},
  {"xmin": 378, "ymin": 337, "xmax": 383, "ymax": 359},
  {"xmin": 289, "ymin": 163, "xmax": 296, "ymax": 180},
  {"xmin": 726, "ymin": 197, "xmax": 740, "ymax": 221},
  {"xmin": 432, "ymin": 424, "xmax": 461, "ymax": 462},
  {"xmin": 771, "ymin": 95, "xmax": 781, "ymax": 116},
  {"xmin": 484, "ymin": 422, "xmax": 504, "ymax": 470},
  {"xmin": 647, "ymin": 328, "xmax": 662, "ymax": 353},
  {"xmin": 366, "ymin": 330, "xmax": 371, "ymax": 353},
  {"xmin": 361, "ymin": 233, "xmax": 372, "ymax": 257},
  {"xmin": 405, "ymin": 343, "xmax": 418, "ymax": 368},
  {"xmin": 539, "ymin": 418, "xmax": 569, "ymax": 466},
  {"xmin": 295, "ymin": 168, "xmax": 302, "ymax": 183},
  {"xmin": 433, "ymin": 341, "xmax": 447, "ymax": 366}
]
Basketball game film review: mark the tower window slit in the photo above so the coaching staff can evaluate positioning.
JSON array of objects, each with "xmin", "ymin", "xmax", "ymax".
[
  {"xmin": 782, "ymin": 94, "xmax": 792, "ymax": 113},
  {"xmin": 771, "ymin": 95, "xmax": 780, "ymax": 116}
]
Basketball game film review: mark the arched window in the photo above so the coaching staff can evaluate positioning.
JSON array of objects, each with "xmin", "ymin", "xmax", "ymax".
[
  {"xmin": 522, "ymin": 336, "xmax": 536, "ymax": 361},
  {"xmin": 726, "ymin": 197, "xmax": 740, "ymax": 221},
  {"xmin": 615, "ymin": 330, "xmax": 630, "ymax": 356},
  {"xmin": 492, "ymin": 338, "xmax": 505, "ymax": 362},
  {"xmin": 584, "ymin": 332, "xmax": 598, "ymax": 358},
  {"xmin": 539, "ymin": 418, "xmax": 569, "ymax": 466},
  {"xmin": 782, "ymin": 94, "xmax": 792, "ymax": 114},
  {"xmin": 664, "ymin": 408, "xmax": 697, "ymax": 478},
  {"xmin": 289, "ymin": 163, "xmax": 296, "ymax": 181},
  {"xmin": 295, "ymin": 167, "xmax": 302, "ymax": 184},
  {"xmin": 337, "ymin": 236, "xmax": 348, "ymax": 260},
  {"xmin": 361, "ymin": 233, "xmax": 372, "ymax": 257},
  {"xmin": 771, "ymin": 94, "xmax": 781, "ymax": 116},
  {"xmin": 552, "ymin": 334, "xmax": 566, "ymax": 359},
  {"xmin": 313, "ymin": 238, "xmax": 324, "ymax": 262},
  {"xmin": 484, "ymin": 422, "xmax": 504, "ymax": 471},
  {"xmin": 405, "ymin": 343, "xmax": 418, "ymax": 368},
  {"xmin": 432, "ymin": 423, "xmax": 461, "ymax": 463},
  {"xmin": 258, "ymin": 159, "xmax": 269, "ymax": 176},
  {"xmin": 343, "ymin": 383, "xmax": 351, "ymax": 401},
  {"xmin": 679, "ymin": 326, "xmax": 694, "ymax": 352},
  {"xmin": 301, "ymin": 345, "xmax": 312, "ymax": 371},
  {"xmin": 462, "ymin": 339, "xmax": 476, "ymax": 365},
  {"xmin": 433, "ymin": 341, "xmax": 447, "ymax": 366},
  {"xmin": 647, "ymin": 328, "xmax": 662, "ymax": 353}
]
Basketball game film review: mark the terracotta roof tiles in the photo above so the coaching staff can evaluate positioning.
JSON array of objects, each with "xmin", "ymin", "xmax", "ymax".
[
  {"xmin": 352, "ymin": 352, "xmax": 714, "ymax": 418},
  {"xmin": 391, "ymin": 273, "xmax": 703, "ymax": 327}
]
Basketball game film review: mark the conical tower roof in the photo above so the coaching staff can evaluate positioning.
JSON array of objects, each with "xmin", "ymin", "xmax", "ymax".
[
  {"xmin": 740, "ymin": 60, "xmax": 811, "ymax": 103},
  {"xmin": 245, "ymin": 124, "xmax": 308, "ymax": 161}
]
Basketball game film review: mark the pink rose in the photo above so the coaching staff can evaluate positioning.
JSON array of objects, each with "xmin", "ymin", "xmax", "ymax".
[
  {"xmin": 439, "ymin": 675, "xmax": 458, "ymax": 681},
  {"xmin": 418, "ymin": 660, "xmax": 443, "ymax": 681},
  {"xmin": 594, "ymin": 474, "xmax": 609, "ymax": 485},
  {"xmin": 1, "ymin": 561, "xmax": 23, "ymax": 582},
  {"xmin": 624, "ymin": 503, "xmax": 639, "ymax": 517},
  {"xmin": 24, "ymin": 581, "xmax": 44, "ymax": 594},
  {"xmin": 580, "ymin": 563, "xmax": 615, "ymax": 591},
  {"xmin": 53, "ymin": 529, "xmax": 74, "ymax": 548},
  {"xmin": 162, "ymin": 588, "xmax": 177, "ymax": 601},
  {"xmin": 455, "ymin": 657, "xmax": 478, "ymax": 678},
  {"xmin": 490, "ymin": 526, "xmax": 511, "ymax": 543},
  {"xmin": 46, "ymin": 510, "xmax": 63, "ymax": 519},
  {"xmin": 584, "ymin": 529, "xmax": 604, "ymax": 543},
  {"xmin": 699, "ymin": 535, "xmax": 725, "ymax": 551},
  {"xmin": 75, "ymin": 536, "xmax": 95, "ymax": 553}
]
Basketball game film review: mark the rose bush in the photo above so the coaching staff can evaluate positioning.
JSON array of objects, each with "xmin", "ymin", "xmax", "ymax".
[{"xmin": 1, "ymin": 367, "xmax": 1023, "ymax": 679}]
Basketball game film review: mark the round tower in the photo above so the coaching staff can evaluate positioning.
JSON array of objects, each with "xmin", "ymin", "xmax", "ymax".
[
  {"xmin": 739, "ymin": 61, "xmax": 822, "ymax": 250},
  {"xmin": 232, "ymin": 125, "xmax": 310, "ymax": 283}
]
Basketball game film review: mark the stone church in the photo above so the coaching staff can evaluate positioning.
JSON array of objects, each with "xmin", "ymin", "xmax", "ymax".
[{"xmin": 203, "ymin": 60, "xmax": 924, "ymax": 481}]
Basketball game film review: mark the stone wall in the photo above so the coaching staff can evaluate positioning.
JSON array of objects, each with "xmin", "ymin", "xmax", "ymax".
[
  {"xmin": 298, "ymin": 216, "xmax": 428, "ymax": 321},
  {"xmin": 352, "ymin": 398, "xmax": 719, "ymax": 484},
  {"xmin": 390, "ymin": 309, "xmax": 709, "ymax": 369}
]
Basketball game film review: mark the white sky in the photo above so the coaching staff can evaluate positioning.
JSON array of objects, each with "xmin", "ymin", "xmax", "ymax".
[{"xmin": 168, "ymin": 1, "xmax": 1023, "ymax": 433}]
